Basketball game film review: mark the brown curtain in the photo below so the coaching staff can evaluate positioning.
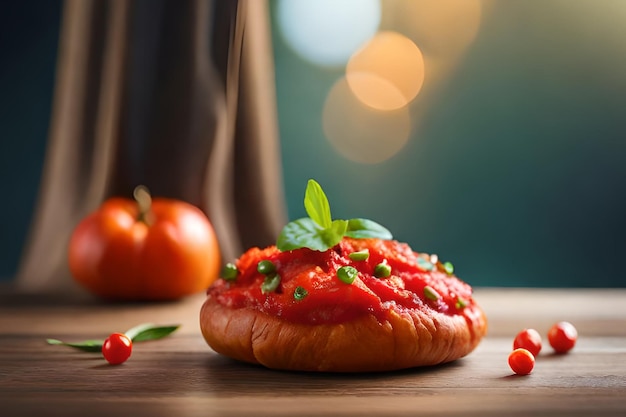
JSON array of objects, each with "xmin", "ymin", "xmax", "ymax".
[{"xmin": 16, "ymin": 0, "xmax": 287, "ymax": 293}]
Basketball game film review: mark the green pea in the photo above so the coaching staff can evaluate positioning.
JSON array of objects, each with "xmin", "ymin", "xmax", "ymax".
[
  {"xmin": 348, "ymin": 249, "xmax": 370, "ymax": 261},
  {"xmin": 443, "ymin": 261, "xmax": 454, "ymax": 275},
  {"xmin": 221, "ymin": 263, "xmax": 238, "ymax": 281},
  {"xmin": 337, "ymin": 266, "xmax": 358, "ymax": 284},
  {"xmin": 293, "ymin": 286, "xmax": 308, "ymax": 301},
  {"xmin": 424, "ymin": 285, "xmax": 440, "ymax": 301},
  {"xmin": 417, "ymin": 257, "xmax": 433, "ymax": 271},
  {"xmin": 374, "ymin": 262, "xmax": 391, "ymax": 278},
  {"xmin": 257, "ymin": 260, "xmax": 276, "ymax": 275}
]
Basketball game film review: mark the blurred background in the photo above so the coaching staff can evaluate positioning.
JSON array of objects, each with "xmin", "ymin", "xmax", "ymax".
[{"xmin": 1, "ymin": 0, "xmax": 625, "ymax": 287}]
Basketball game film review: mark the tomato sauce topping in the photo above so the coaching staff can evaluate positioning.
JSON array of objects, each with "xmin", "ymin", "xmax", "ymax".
[{"xmin": 208, "ymin": 238, "xmax": 477, "ymax": 325}]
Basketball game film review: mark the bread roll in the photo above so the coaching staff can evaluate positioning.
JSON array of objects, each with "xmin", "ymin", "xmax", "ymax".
[{"xmin": 200, "ymin": 238, "xmax": 487, "ymax": 372}]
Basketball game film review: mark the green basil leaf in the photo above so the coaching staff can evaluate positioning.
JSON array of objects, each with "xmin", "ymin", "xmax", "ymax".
[
  {"xmin": 46, "ymin": 338, "xmax": 104, "ymax": 353},
  {"xmin": 304, "ymin": 179, "xmax": 332, "ymax": 228},
  {"xmin": 345, "ymin": 218, "xmax": 393, "ymax": 240},
  {"xmin": 328, "ymin": 219, "xmax": 349, "ymax": 240},
  {"xmin": 276, "ymin": 180, "xmax": 393, "ymax": 252},
  {"xmin": 124, "ymin": 323, "xmax": 180, "ymax": 342},
  {"xmin": 277, "ymin": 218, "xmax": 343, "ymax": 252},
  {"xmin": 277, "ymin": 217, "xmax": 323, "ymax": 250},
  {"xmin": 320, "ymin": 219, "xmax": 348, "ymax": 248}
]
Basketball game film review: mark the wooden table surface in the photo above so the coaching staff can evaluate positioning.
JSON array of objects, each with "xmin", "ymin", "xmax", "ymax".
[{"xmin": 1, "ymin": 287, "xmax": 625, "ymax": 416}]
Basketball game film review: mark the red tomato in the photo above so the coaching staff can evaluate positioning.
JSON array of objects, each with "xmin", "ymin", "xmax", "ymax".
[
  {"xmin": 508, "ymin": 348, "xmax": 535, "ymax": 375},
  {"xmin": 68, "ymin": 187, "xmax": 221, "ymax": 301},
  {"xmin": 513, "ymin": 328, "xmax": 542, "ymax": 357},
  {"xmin": 102, "ymin": 333, "xmax": 132, "ymax": 365},
  {"xmin": 548, "ymin": 321, "xmax": 578, "ymax": 353}
]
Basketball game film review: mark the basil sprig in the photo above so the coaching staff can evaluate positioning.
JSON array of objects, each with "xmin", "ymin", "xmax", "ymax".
[
  {"xmin": 123, "ymin": 323, "xmax": 180, "ymax": 342},
  {"xmin": 277, "ymin": 179, "xmax": 392, "ymax": 252},
  {"xmin": 46, "ymin": 323, "xmax": 180, "ymax": 352},
  {"xmin": 45, "ymin": 338, "xmax": 104, "ymax": 353}
]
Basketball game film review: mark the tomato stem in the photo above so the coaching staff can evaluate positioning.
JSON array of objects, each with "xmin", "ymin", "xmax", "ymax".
[{"xmin": 133, "ymin": 185, "xmax": 154, "ymax": 226}]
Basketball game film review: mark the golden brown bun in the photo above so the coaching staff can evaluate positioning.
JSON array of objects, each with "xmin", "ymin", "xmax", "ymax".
[{"xmin": 200, "ymin": 294, "xmax": 487, "ymax": 372}]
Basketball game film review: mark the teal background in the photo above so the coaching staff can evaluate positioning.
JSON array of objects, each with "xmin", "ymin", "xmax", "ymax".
[
  {"xmin": 270, "ymin": 0, "xmax": 626, "ymax": 287},
  {"xmin": 1, "ymin": 1, "xmax": 625, "ymax": 287}
]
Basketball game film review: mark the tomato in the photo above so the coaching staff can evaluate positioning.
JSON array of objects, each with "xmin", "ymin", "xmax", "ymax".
[
  {"xmin": 508, "ymin": 348, "xmax": 535, "ymax": 375},
  {"xmin": 102, "ymin": 333, "xmax": 132, "ymax": 365},
  {"xmin": 211, "ymin": 238, "xmax": 478, "ymax": 325},
  {"xmin": 513, "ymin": 328, "xmax": 542, "ymax": 357},
  {"xmin": 548, "ymin": 321, "xmax": 577, "ymax": 353},
  {"xmin": 68, "ymin": 186, "xmax": 221, "ymax": 301}
]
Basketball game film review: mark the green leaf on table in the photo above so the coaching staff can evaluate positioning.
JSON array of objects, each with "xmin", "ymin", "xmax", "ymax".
[
  {"xmin": 124, "ymin": 323, "xmax": 180, "ymax": 342},
  {"xmin": 46, "ymin": 322, "xmax": 181, "ymax": 353},
  {"xmin": 46, "ymin": 338, "xmax": 104, "ymax": 353}
]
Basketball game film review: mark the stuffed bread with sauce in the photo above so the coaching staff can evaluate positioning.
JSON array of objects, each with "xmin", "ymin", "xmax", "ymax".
[{"xmin": 200, "ymin": 180, "xmax": 487, "ymax": 372}]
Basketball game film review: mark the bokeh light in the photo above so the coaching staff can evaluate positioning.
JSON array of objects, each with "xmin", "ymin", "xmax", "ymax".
[
  {"xmin": 322, "ymin": 77, "xmax": 411, "ymax": 164},
  {"xmin": 380, "ymin": 0, "xmax": 484, "ymax": 87},
  {"xmin": 275, "ymin": 0, "xmax": 382, "ymax": 67},
  {"xmin": 346, "ymin": 31, "xmax": 425, "ymax": 110},
  {"xmin": 384, "ymin": 0, "xmax": 483, "ymax": 57}
]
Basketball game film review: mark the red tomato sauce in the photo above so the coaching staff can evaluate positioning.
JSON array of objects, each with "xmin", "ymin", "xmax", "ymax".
[{"xmin": 208, "ymin": 238, "xmax": 477, "ymax": 325}]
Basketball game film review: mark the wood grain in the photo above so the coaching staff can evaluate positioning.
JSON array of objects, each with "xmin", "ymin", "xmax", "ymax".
[{"xmin": 1, "ymin": 288, "xmax": 625, "ymax": 416}]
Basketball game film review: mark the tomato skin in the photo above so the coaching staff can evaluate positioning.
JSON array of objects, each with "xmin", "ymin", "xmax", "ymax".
[
  {"xmin": 68, "ymin": 196, "xmax": 221, "ymax": 301},
  {"xmin": 513, "ymin": 328, "xmax": 542, "ymax": 357},
  {"xmin": 508, "ymin": 348, "xmax": 535, "ymax": 375},
  {"xmin": 548, "ymin": 321, "xmax": 577, "ymax": 353},
  {"xmin": 102, "ymin": 333, "xmax": 132, "ymax": 365}
]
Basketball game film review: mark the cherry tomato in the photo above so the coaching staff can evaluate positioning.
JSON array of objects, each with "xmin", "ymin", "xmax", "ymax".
[
  {"xmin": 513, "ymin": 328, "xmax": 542, "ymax": 357},
  {"xmin": 102, "ymin": 333, "xmax": 132, "ymax": 365},
  {"xmin": 548, "ymin": 321, "xmax": 577, "ymax": 353},
  {"xmin": 68, "ymin": 186, "xmax": 221, "ymax": 301},
  {"xmin": 508, "ymin": 348, "xmax": 535, "ymax": 375}
]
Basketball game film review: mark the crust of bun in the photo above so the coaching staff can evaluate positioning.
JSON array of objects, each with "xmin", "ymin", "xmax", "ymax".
[{"xmin": 200, "ymin": 295, "xmax": 487, "ymax": 372}]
